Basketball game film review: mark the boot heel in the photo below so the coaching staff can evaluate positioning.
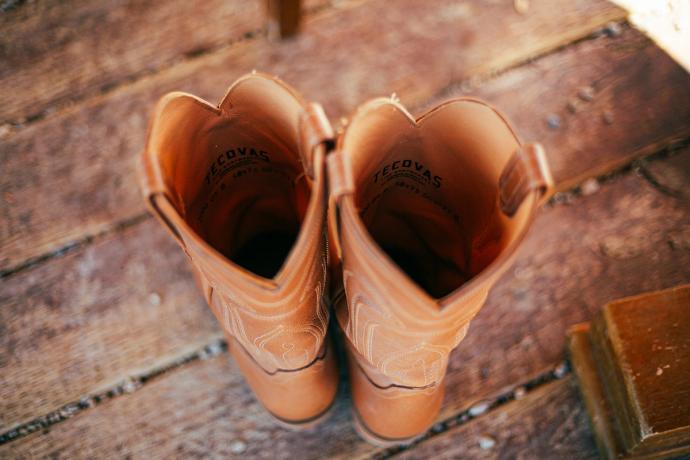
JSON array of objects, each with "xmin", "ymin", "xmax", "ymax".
[
  {"xmin": 268, "ymin": 399, "xmax": 337, "ymax": 431},
  {"xmin": 351, "ymin": 408, "xmax": 423, "ymax": 448}
]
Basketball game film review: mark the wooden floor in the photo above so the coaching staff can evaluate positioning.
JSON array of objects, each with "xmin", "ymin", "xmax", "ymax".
[{"xmin": 2, "ymin": 1, "xmax": 690, "ymax": 458}]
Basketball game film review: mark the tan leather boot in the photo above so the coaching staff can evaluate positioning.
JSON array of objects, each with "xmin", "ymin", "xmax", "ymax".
[
  {"xmin": 327, "ymin": 98, "xmax": 553, "ymax": 445},
  {"xmin": 140, "ymin": 73, "xmax": 338, "ymax": 427}
]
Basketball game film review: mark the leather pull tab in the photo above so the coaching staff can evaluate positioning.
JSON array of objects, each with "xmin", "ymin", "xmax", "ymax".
[
  {"xmin": 499, "ymin": 143, "xmax": 554, "ymax": 216},
  {"xmin": 326, "ymin": 151, "xmax": 354, "ymax": 261},
  {"xmin": 139, "ymin": 148, "xmax": 167, "ymax": 200},
  {"xmin": 139, "ymin": 153, "xmax": 187, "ymax": 249},
  {"xmin": 327, "ymin": 151, "xmax": 354, "ymax": 202},
  {"xmin": 299, "ymin": 103, "xmax": 334, "ymax": 178},
  {"xmin": 148, "ymin": 192, "xmax": 187, "ymax": 249}
]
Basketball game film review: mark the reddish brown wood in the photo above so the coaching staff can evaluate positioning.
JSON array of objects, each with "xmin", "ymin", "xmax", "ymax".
[
  {"xmin": 0, "ymin": 3, "xmax": 640, "ymax": 274},
  {"xmin": 3, "ymin": 149, "xmax": 689, "ymax": 455},
  {"xmin": 0, "ymin": 355, "xmax": 367, "ymax": 460},
  {"xmin": 397, "ymin": 379, "xmax": 598, "ymax": 460},
  {"xmin": 570, "ymin": 285, "xmax": 690, "ymax": 459},
  {"xmin": 0, "ymin": 1, "xmax": 261, "ymax": 126},
  {"xmin": 0, "ymin": 0, "xmax": 328, "ymax": 125},
  {"xmin": 0, "ymin": 219, "xmax": 220, "ymax": 431},
  {"xmin": 1, "ymin": 359, "xmax": 596, "ymax": 460},
  {"xmin": 3, "ymin": 1, "xmax": 690, "ymax": 457}
]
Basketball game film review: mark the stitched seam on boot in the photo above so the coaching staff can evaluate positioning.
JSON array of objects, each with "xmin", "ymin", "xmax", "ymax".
[{"xmin": 232, "ymin": 336, "xmax": 330, "ymax": 375}]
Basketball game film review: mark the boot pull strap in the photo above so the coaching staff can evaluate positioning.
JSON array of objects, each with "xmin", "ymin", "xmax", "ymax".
[
  {"xmin": 326, "ymin": 151, "xmax": 354, "ymax": 260},
  {"xmin": 139, "ymin": 152, "xmax": 187, "ymax": 249},
  {"xmin": 499, "ymin": 143, "xmax": 554, "ymax": 216},
  {"xmin": 148, "ymin": 193, "xmax": 186, "ymax": 248},
  {"xmin": 299, "ymin": 103, "xmax": 334, "ymax": 179},
  {"xmin": 139, "ymin": 145, "xmax": 167, "ymax": 202}
]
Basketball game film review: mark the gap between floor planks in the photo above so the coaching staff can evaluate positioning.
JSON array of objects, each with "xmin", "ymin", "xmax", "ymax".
[
  {"xmin": 0, "ymin": 338, "xmax": 226, "ymax": 446},
  {"xmin": 0, "ymin": 339, "xmax": 571, "ymax": 452},
  {"xmin": 0, "ymin": 141, "xmax": 686, "ymax": 448}
]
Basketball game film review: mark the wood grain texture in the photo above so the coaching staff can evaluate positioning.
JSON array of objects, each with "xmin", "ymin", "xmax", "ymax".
[
  {"xmin": 0, "ymin": 0, "xmax": 328, "ymax": 125},
  {"xmin": 587, "ymin": 285, "xmax": 690, "ymax": 455},
  {"xmin": 397, "ymin": 378, "xmax": 598, "ymax": 460},
  {"xmin": 422, "ymin": 25, "xmax": 690, "ymax": 191},
  {"xmin": 0, "ymin": 219, "xmax": 220, "ymax": 431},
  {"xmin": 0, "ymin": 0, "xmax": 626, "ymax": 273},
  {"xmin": 2, "ymin": 366, "xmax": 595, "ymax": 460},
  {"xmin": 3, "ymin": 149, "xmax": 689, "ymax": 456},
  {"xmin": 0, "ymin": 354, "xmax": 370, "ymax": 460}
]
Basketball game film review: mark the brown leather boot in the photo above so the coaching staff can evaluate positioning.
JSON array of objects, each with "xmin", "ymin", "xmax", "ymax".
[
  {"xmin": 327, "ymin": 98, "xmax": 553, "ymax": 445},
  {"xmin": 140, "ymin": 73, "xmax": 338, "ymax": 427}
]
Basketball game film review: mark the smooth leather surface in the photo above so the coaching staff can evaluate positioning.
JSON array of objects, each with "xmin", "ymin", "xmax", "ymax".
[
  {"xmin": 328, "ymin": 97, "xmax": 552, "ymax": 442},
  {"xmin": 140, "ymin": 73, "xmax": 338, "ymax": 424}
]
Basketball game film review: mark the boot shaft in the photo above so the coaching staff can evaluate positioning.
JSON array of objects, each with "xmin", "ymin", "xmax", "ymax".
[
  {"xmin": 140, "ymin": 74, "xmax": 334, "ymax": 373},
  {"xmin": 328, "ymin": 98, "xmax": 553, "ymax": 388}
]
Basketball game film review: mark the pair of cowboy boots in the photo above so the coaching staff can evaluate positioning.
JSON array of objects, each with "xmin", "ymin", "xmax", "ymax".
[{"xmin": 140, "ymin": 73, "xmax": 552, "ymax": 445}]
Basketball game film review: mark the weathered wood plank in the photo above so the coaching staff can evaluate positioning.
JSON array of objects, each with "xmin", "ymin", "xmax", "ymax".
[
  {"xmin": 0, "ymin": 354, "xmax": 368, "ymax": 460},
  {"xmin": 3, "ymin": 149, "xmax": 689, "ymax": 456},
  {"xmin": 423, "ymin": 26, "xmax": 690, "ymax": 191},
  {"xmin": 0, "ymin": 0, "xmax": 328, "ymax": 125},
  {"xmin": 399, "ymin": 377, "xmax": 598, "ymax": 460},
  {"xmin": 397, "ymin": 378, "xmax": 598, "ymax": 460},
  {"xmin": 0, "ymin": 0, "xmax": 262, "ymax": 125},
  {"xmin": 0, "ymin": 366, "xmax": 596, "ymax": 460},
  {"xmin": 0, "ymin": 219, "xmax": 220, "ymax": 431},
  {"xmin": 0, "ymin": 0, "xmax": 626, "ymax": 273}
]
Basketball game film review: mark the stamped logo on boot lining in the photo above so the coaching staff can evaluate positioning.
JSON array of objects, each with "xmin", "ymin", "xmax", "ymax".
[{"xmin": 372, "ymin": 159, "xmax": 442, "ymax": 188}]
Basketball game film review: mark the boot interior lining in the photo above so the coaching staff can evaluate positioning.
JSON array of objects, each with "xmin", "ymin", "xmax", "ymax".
[
  {"xmin": 346, "ymin": 101, "xmax": 529, "ymax": 298},
  {"xmin": 154, "ymin": 79, "xmax": 310, "ymax": 278}
]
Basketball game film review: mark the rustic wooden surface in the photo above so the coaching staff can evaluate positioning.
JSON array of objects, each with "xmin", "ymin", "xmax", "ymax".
[
  {"xmin": 4, "ymin": 22, "xmax": 688, "ymax": 431},
  {"xmin": 2, "ymin": 147, "xmax": 689, "ymax": 457},
  {"xmin": 0, "ymin": 353, "xmax": 366, "ymax": 460},
  {"xmin": 0, "ymin": 0, "xmax": 626, "ymax": 274},
  {"xmin": 0, "ymin": 219, "xmax": 219, "ymax": 430},
  {"xmin": 0, "ymin": 368, "xmax": 597, "ymax": 460},
  {"xmin": 2, "ymin": 0, "xmax": 690, "ymax": 458},
  {"xmin": 0, "ymin": 0, "xmax": 329, "ymax": 125},
  {"xmin": 396, "ymin": 378, "xmax": 599, "ymax": 460}
]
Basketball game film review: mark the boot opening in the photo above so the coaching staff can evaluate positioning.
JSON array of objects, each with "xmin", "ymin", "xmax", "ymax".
[
  {"xmin": 346, "ymin": 100, "xmax": 529, "ymax": 298},
  {"xmin": 154, "ymin": 79, "xmax": 310, "ymax": 278}
]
